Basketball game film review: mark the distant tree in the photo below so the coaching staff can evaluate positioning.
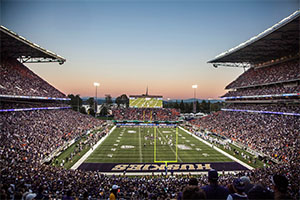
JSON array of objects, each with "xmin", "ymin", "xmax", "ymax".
[
  {"xmin": 210, "ymin": 102, "xmax": 224, "ymax": 113},
  {"xmin": 68, "ymin": 94, "xmax": 83, "ymax": 112},
  {"xmin": 174, "ymin": 101, "xmax": 179, "ymax": 109},
  {"xmin": 179, "ymin": 100, "xmax": 185, "ymax": 112},
  {"xmin": 99, "ymin": 106, "xmax": 108, "ymax": 116},
  {"xmin": 86, "ymin": 97, "xmax": 95, "ymax": 108},
  {"xmin": 115, "ymin": 94, "xmax": 129, "ymax": 107},
  {"xmin": 200, "ymin": 100, "xmax": 211, "ymax": 113},
  {"xmin": 196, "ymin": 100, "xmax": 200, "ymax": 112},
  {"xmin": 207, "ymin": 101, "xmax": 211, "ymax": 113},
  {"xmin": 88, "ymin": 108, "xmax": 95, "ymax": 116},
  {"xmin": 79, "ymin": 106, "xmax": 87, "ymax": 114},
  {"xmin": 105, "ymin": 94, "xmax": 113, "ymax": 104}
]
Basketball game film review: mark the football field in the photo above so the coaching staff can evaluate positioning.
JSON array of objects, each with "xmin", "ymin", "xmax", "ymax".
[
  {"xmin": 85, "ymin": 126, "xmax": 232, "ymax": 163},
  {"xmin": 129, "ymin": 98, "xmax": 162, "ymax": 108}
]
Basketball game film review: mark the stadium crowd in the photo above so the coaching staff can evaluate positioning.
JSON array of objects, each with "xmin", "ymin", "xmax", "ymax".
[
  {"xmin": 190, "ymin": 110, "xmax": 300, "ymax": 198},
  {"xmin": 224, "ymin": 103, "xmax": 300, "ymax": 114},
  {"xmin": 226, "ymin": 59, "xmax": 300, "ymax": 89},
  {"xmin": 0, "ymin": 102, "xmax": 69, "ymax": 109},
  {"xmin": 1, "ymin": 57, "xmax": 299, "ymax": 199},
  {"xmin": 113, "ymin": 108, "xmax": 180, "ymax": 121},
  {"xmin": 191, "ymin": 110, "xmax": 299, "ymax": 162},
  {"xmin": 0, "ymin": 107, "xmax": 298, "ymax": 199},
  {"xmin": 222, "ymin": 84, "xmax": 300, "ymax": 97},
  {"xmin": 0, "ymin": 58, "xmax": 66, "ymax": 98},
  {"xmin": 0, "ymin": 109, "xmax": 103, "ymax": 162},
  {"xmin": 1, "ymin": 156, "xmax": 297, "ymax": 199}
]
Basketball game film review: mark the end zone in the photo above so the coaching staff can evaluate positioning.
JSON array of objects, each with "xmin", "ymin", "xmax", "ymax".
[{"xmin": 78, "ymin": 162, "xmax": 248, "ymax": 175}]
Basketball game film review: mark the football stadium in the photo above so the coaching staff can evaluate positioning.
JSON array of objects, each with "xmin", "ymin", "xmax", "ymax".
[{"xmin": 1, "ymin": 3, "xmax": 299, "ymax": 200}]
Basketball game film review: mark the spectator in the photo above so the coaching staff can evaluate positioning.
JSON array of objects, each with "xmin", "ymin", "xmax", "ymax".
[
  {"xmin": 109, "ymin": 185, "xmax": 119, "ymax": 200},
  {"xmin": 240, "ymin": 176, "xmax": 254, "ymax": 194},
  {"xmin": 272, "ymin": 174, "xmax": 292, "ymax": 200},
  {"xmin": 247, "ymin": 184, "xmax": 273, "ymax": 200},
  {"xmin": 183, "ymin": 185, "xmax": 206, "ymax": 200},
  {"xmin": 226, "ymin": 178, "xmax": 248, "ymax": 200},
  {"xmin": 201, "ymin": 169, "xmax": 229, "ymax": 199},
  {"xmin": 189, "ymin": 178, "xmax": 199, "ymax": 186},
  {"xmin": 62, "ymin": 190, "xmax": 74, "ymax": 200}
]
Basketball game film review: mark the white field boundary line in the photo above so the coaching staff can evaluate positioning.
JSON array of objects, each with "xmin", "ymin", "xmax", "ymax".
[
  {"xmin": 138, "ymin": 127, "xmax": 143, "ymax": 162},
  {"xmin": 157, "ymin": 128, "xmax": 183, "ymax": 162},
  {"xmin": 71, "ymin": 126, "xmax": 117, "ymax": 170},
  {"xmin": 179, "ymin": 127, "xmax": 254, "ymax": 170}
]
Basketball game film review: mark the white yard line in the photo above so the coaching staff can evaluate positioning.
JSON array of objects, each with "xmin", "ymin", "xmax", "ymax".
[
  {"xmin": 157, "ymin": 128, "xmax": 183, "ymax": 162},
  {"xmin": 179, "ymin": 127, "xmax": 254, "ymax": 170},
  {"xmin": 141, "ymin": 98, "xmax": 147, "ymax": 107},
  {"xmin": 71, "ymin": 126, "xmax": 116, "ymax": 170},
  {"xmin": 154, "ymin": 99, "xmax": 159, "ymax": 107},
  {"xmin": 138, "ymin": 127, "xmax": 143, "ymax": 162}
]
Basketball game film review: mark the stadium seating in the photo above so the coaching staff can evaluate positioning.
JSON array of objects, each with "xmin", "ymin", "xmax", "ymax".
[
  {"xmin": 224, "ymin": 103, "xmax": 300, "ymax": 114},
  {"xmin": 222, "ymin": 84, "xmax": 300, "ymax": 97},
  {"xmin": 225, "ymin": 59, "xmax": 300, "ymax": 89},
  {"xmin": 0, "ymin": 109, "xmax": 104, "ymax": 162},
  {"xmin": 112, "ymin": 108, "xmax": 180, "ymax": 121},
  {"xmin": 0, "ymin": 102, "xmax": 68, "ymax": 109},
  {"xmin": 189, "ymin": 109, "xmax": 300, "ymax": 199},
  {"xmin": 191, "ymin": 110, "xmax": 299, "ymax": 161},
  {"xmin": 1, "ymin": 58, "xmax": 299, "ymax": 199},
  {"xmin": 0, "ymin": 58, "xmax": 66, "ymax": 98}
]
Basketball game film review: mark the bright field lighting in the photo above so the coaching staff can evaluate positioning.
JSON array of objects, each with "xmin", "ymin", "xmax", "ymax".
[
  {"xmin": 192, "ymin": 85, "xmax": 198, "ymax": 89},
  {"xmin": 93, "ymin": 82, "xmax": 100, "ymax": 87}
]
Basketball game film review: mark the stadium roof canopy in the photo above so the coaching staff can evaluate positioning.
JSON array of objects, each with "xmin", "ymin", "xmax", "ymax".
[
  {"xmin": 208, "ymin": 10, "xmax": 300, "ymax": 67},
  {"xmin": 0, "ymin": 25, "xmax": 66, "ymax": 64}
]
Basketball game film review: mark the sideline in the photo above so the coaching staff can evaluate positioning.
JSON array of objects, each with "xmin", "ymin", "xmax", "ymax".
[
  {"xmin": 71, "ymin": 126, "xmax": 116, "ymax": 170},
  {"xmin": 179, "ymin": 126, "xmax": 254, "ymax": 170}
]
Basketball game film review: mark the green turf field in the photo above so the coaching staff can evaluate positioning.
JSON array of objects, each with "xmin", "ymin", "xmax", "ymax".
[
  {"xmin": 85, "ymin": 127, "xmax": 232, "ymax": 163},
  {"xmin": 129, "ymin": 97, "xmax": 162, "ymax": 108}
]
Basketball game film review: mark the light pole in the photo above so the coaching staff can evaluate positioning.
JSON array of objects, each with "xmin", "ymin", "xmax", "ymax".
[
  {"xmin": 192, "ymin": 85, "xmax": 197, "ymax": 113},
  {"xmin": 94, "ymin": 82, "xmax": 100, "ymax": 117}
]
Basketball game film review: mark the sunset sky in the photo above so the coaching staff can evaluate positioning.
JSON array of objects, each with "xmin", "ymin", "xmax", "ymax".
[{"xmin": 1, "ymin": 0, "xmax": 298, "ymax": 99}]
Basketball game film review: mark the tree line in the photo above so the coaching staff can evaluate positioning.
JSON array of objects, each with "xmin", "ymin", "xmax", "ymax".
[
  {"xmin": 67, "ymin": 94, "xmax": 223, "ymax": 117},
  {"xmin": 164, "ymin": 100, "xmax": 223, "ymax": 113}
]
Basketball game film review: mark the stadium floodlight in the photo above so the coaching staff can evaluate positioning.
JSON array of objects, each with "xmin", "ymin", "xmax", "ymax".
[
  {"xmin": 192, "ymin": 85, "xmax": 198, "ymax": 113},
  {"xmin": 93, "ymin": 82, "xmax": 100, "ymax": 117}
]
